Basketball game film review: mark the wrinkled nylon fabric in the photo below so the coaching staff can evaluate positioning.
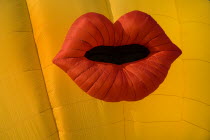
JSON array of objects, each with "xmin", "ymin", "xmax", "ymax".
[{"xmin": 1, "ymin": 0, "xmax": 210, "ymax": 140}]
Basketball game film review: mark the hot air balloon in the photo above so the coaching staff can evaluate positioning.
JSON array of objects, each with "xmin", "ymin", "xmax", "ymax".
[{"xmin": 1, "ymin": 0, "xmax": 209, "ymax": 139}]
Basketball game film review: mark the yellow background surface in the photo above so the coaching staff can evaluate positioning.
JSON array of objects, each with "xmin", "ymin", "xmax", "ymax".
[{"xmin": 0, "ymin": 0, "xmax": 209, "ymax": 139}]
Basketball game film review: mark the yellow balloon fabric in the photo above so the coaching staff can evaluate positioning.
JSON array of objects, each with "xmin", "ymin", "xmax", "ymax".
[{"xmin": 0, "ymin": 0, "xmax": 209, "ymax": 140}]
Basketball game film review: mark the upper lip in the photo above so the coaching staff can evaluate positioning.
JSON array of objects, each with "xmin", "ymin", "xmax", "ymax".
[{"xmin": 53, "ymin": 10, "xmax": 182, "ymax": 102}]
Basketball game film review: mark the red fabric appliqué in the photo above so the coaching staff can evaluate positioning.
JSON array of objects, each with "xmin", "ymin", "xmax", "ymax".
[{"xmin": 53, "ymin": 11, "xmax": 182, "ymax": 102}]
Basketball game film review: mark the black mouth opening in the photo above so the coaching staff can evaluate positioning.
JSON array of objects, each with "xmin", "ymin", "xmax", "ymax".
[{"xmin": 85, "ymin": 44, "xmax": 150, "ymax": 65}]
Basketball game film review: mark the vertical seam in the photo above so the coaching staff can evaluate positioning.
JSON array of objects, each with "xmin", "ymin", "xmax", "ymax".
[
  {"xmin": 105, "ymin": 0, "xmax": 114, "ymax": 22},
  {"xmin": 106, "ymin": 0, "xmax": 127, "ymax": 135},
  {"xmin": 123, "ymin": 102, "xmax": 126, "ymax": 140},
  {"xmin": 24, "ymin": 0, "xmax": 60, "ymax": 139},
  {"xmin": 174, "ymin": 0, "xmax": 185, "ymax": 122}
]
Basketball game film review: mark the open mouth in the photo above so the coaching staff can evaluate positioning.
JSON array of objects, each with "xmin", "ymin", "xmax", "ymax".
[
  {"xmin": 85, "ymin": 44, "xmax": 150, "ymax": 65},
  {"xmin": 53, "ymin": 11, "xmax": 182, "ymax": 102}
]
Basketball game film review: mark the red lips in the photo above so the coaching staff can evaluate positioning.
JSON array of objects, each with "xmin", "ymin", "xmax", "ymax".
[{"xmin": 53, "ymin": 11, "xmax": 182, "ymax": 102}]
